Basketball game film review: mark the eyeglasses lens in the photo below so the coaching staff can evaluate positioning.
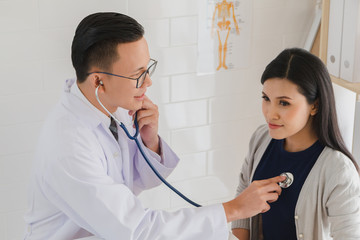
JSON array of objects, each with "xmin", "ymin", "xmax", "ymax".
[{"xmin": 138, "ymin": 61, "xmax": 156, "ymax": 88}]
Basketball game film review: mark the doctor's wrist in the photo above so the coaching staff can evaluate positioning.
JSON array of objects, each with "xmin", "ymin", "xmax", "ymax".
[
  {"xmin": 143, "ymin": 135, "xmax": 161, "ymax": 154},
  {"xmin": 222, "ymin": 200, "xmax": 240, "ymax": 223}
]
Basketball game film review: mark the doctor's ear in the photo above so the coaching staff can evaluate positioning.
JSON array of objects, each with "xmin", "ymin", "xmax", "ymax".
[
  {"xmin": 87, "ymin": 72, "xmax": 103, "ymax": 88},
  {"xmin": 94, "ymin": 77, "xmax": 104, "ymax": 88}
]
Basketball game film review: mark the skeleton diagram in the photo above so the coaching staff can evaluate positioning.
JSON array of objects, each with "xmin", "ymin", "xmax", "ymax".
[{"xmin": 211, "ymin": 0, "xmax": 240, "ymax": 70}]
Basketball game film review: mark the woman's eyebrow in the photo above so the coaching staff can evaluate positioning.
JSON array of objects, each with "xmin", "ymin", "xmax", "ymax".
[
  {"xmin": 262, "ymin": 92, "xmax": 292, "ymax": 100},
  {"xmin": 276, "ymin": 96, "xmax": 292, "ymax": 100}
]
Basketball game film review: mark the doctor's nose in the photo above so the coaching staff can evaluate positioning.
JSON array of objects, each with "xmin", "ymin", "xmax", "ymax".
[{"xmin": 141, "ymin": 73, "xmax": 152, "ymax": 88}]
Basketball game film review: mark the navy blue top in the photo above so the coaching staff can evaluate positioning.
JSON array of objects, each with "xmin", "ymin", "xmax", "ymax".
[{"xmin": 252, "ymin": 139, "xmax": 324, "ymax": 240}]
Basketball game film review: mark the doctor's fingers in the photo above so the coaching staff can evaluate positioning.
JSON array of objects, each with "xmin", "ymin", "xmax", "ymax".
[
  {"xmin": 256, "ymin": 176, "xmax": 285, "ymax": 194},
  {"xmin": 261, "ymin": 175, "xmax": 287, "ymax": 185},
  {"xmin": 137, "ymin": 113, "xmax": 159, "ymax": 130},
  {"xmin": 139, "ymin": 95, "xmax": 157, "ymax": 112},
  {"xmin": 246, "ymin": 189, "xmax": 279, "ymax": 214},
  {"xmin": 259, "ymin": 192, "xmax": 281, "ymax": 213},
  {"xmin": 251, "ymin": 180, "xmax": 282, "ymax": 197},
  {"xmin": 128, "ymin": 96, "xmax": 157, "ymax": 116},
  {"xmin": 264, "ymin": 191, "xmax": 280, "ymax": 204},
  {"xmin": 136, "ymin": 108, "xmax": 159, "ymax": 124},
  {"xmin": 141, "ymin": 95, "xmax": 156, "ymax": 107},
  {"xmin": 260, "ymin": 202, "xmax": 271, "ymax": 214}
]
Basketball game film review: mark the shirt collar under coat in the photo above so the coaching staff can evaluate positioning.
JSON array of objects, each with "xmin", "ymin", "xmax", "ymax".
[{"xmin": 61, "ymin": 78, "xmax": 133, "ymax": 133}]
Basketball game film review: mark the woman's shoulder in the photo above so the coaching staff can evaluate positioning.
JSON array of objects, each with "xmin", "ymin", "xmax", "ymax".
[
  {"xmin": 312, "ymin": 147, "xmax": 360, "ymax": 209},
  {"xmin": 319, "ymin": 147, "xmax": 356, "ymax": 170},
  {"xmin": 316, "ymin": 147, "xmax": 359, "ymax": 183}
]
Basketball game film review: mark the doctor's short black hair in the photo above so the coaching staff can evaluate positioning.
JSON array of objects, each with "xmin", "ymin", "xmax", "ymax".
[{"xmin": 71, "ymin": 12, "xmax": 145, "ymax": 83}]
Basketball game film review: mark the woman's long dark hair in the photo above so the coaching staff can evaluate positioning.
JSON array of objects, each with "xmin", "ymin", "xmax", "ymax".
[{"xmin": 261, "ymin": 48, "xmax": 359, "ymax": 172}]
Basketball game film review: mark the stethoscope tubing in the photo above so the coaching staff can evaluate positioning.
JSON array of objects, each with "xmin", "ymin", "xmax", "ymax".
[{"xmin": 95, "ymin": 85, "xmax": 201, "ymax": 207}]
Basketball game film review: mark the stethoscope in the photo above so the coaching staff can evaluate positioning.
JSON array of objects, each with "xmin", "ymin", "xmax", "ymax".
[
  {"xmin": 95, "ymin": 82, "xmax": 202, "ymax": 207},
  {"xmin": 279, "ymin": 172, "xmax": 294, "ymax": 188},
  {"xmin": 95, "ymin": 82, "xmax": 295, "ymax": 207}
]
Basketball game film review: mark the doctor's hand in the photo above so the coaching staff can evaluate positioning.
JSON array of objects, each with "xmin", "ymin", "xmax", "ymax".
[
  {"xmin": 222, "ymin": 175, "xmax": 286, "ymax": 223},
  {"xmin": 129, "ymin": 95, "xmax": 160, "ymax": 154}
]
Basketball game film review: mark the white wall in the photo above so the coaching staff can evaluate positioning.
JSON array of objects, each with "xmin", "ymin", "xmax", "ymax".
[{"xmin": 0, "ymin": 0, "xmax": 316, "ymax": 239}]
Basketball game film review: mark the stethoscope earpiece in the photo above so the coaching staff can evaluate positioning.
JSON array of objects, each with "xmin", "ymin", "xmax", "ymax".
[{"xmin": 279, "ymin": 172, "xmax": 294, "ymax": 188}]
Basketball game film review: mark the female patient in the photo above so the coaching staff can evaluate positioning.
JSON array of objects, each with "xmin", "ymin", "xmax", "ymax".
[{"xmin": 232, "ymin": 48, "xmax": 360, "ymax": 240}]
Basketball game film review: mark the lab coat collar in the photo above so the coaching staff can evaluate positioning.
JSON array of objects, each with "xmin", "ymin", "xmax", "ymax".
[{"xmin": 61, "ymin": 78, "xmax": 132, "ymax": 131}]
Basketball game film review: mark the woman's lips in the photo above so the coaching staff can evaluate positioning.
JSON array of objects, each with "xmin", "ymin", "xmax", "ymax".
[{"xmin": 268, "ymin": 123, "xmax": 282, "ymax": 129}]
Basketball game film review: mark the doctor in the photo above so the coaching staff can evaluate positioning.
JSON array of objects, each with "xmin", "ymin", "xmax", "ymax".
[{"xmin": 24, "ymin": 12, "xmax": 285, "ymax": 240}]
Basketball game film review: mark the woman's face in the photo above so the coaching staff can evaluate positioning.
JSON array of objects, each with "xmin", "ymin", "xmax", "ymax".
[{"xmin": 262, "ymin": 78, "xmax": 317, "ymax": 143}]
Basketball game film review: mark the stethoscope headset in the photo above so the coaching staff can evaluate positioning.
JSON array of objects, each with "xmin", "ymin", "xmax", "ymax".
[{"xmin": 95, "ymin": 80, "xmax": 294, "ymax": 208}]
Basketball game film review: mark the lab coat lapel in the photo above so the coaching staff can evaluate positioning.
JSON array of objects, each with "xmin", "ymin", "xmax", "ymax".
[
  {"xmin": 64, "ymin": 95, "xmax": 134, "ymax": 189},
  {"xmin": 61, "ymin": 79, "xmax": 133, "ymax": 188},
  {"xmin": 113, "ymin": 110, "xmax": 134, "ymax": 191}
]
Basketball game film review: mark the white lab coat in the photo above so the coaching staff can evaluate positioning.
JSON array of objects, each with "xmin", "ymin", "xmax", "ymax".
[{"xmin": 24, "ymin": 79, "xmax": 229, "ymax": 240}]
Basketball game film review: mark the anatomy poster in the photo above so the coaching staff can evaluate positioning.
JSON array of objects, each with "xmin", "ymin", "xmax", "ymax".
[{"xmin": 197, "ymin": 0, "xmax": 252, "ymax": 74}]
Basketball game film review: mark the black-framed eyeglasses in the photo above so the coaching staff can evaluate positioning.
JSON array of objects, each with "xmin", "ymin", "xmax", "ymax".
[{"xmin": 87, "ymin": 58, "xmax": 157, "ymax": 88}]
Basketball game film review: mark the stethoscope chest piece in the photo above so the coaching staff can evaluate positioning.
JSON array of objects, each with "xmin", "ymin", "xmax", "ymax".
[{"xmin": 279, "ymin": 172, "xmax": 294, "ymax": 188}]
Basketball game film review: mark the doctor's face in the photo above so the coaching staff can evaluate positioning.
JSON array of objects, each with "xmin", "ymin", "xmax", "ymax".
[
  {"xmin": 98, "ymin": 37, "xmax": 152, "ymax": 112},
  {"xmin": 262, "ymin": 78, "xmax": 316, "ymax": 142}
]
